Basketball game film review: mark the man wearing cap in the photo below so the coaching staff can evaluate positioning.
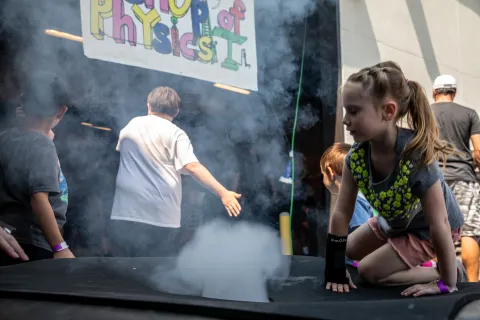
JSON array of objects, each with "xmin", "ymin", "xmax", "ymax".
[{"xmin": 432, "ymin": 75, "xmax": 480, "ymax": 282}]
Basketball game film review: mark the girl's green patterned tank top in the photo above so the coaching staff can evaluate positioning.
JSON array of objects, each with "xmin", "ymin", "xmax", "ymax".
[{"xmin": 348, "ymin": 143, "xmax": 421, "ymax": 222}]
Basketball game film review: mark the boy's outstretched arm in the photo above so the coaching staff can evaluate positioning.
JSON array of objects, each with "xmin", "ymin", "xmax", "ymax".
[
  {"xmin": 184, "ymin": 162, "xmax": 242, "ymax": 217},
  {"xmin": 30, "ymin": 192, "xmax": 75, "ymax": 259}
]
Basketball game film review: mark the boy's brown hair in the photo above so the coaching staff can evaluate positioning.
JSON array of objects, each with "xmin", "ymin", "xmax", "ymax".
[
  {"xmin": 320, "ymin": 143, "xmax": 352, "ymax": 176},
  {"xmin": 147, "ymin": 86, "xmax": 181, "ymax": 117}
]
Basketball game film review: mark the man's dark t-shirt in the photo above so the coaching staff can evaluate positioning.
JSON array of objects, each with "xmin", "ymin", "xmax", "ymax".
[
  {"xmin": 0, "ymin": 129, "xmax": 68, "ymax": 251},
  {"xmin": 432, "ymin": 102, "xmax": 480, "ymax": 183}
]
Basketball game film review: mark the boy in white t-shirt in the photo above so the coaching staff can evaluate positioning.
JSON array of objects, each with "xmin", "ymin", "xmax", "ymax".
[{"xmin": 110, "ymin": 87, "xmax": 241, "ymax": 257}]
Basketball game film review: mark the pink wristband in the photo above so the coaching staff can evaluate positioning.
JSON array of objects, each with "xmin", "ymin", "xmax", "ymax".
[{"xmin": 437, "ymin": 280, "xmax": 450, "ymax": 294}]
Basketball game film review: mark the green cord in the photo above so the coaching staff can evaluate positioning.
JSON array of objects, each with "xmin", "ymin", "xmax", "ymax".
[{"xmin": 288, "ymin": 21, "xmax": 308, "ymax": 254}]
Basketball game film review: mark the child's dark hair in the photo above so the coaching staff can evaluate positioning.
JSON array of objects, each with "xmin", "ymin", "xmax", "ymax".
[
  {"xmin": 346, "ymin": 61, "xmax": 455, "ymax": 165},
  {"xmin": 22, "ymin": 72, "xmax": 71, "ymax": 117}
]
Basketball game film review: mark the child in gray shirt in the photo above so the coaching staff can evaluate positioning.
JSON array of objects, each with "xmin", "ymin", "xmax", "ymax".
[{"xmin": 0, "ymin": 74, "xmax": 74, "ymax": 265}]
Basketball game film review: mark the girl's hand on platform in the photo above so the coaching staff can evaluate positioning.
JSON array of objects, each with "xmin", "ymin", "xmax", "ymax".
[
  {"xmin": 401, "ymin": 282, "xmax": 441, "ymax": 297},
  {"xmin": 326, "ymin": 269, "xmax": 357, "ymax": 293}
]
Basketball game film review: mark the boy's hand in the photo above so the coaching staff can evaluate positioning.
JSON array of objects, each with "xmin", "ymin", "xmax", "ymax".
[
  {"xmin": 53, "ymin": 248, "xmax": 75, "ymax": 259},
  {"xmin": 220, "ymin": 191, "xmax": 242, "ymax": 217},
  {"xmin": 0, "ymin": 227, "xmax": 29, "ymax": 261}
]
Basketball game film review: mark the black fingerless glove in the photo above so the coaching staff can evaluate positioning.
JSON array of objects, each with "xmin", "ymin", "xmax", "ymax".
[{"xmin": 324, "ymin": 233, "xmax": 348, "ymax": 284}]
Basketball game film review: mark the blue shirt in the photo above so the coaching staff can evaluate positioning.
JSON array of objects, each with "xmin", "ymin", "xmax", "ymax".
[{"xmin": 349, "ymin": 192, "xmax": 373, "ymax": 233}]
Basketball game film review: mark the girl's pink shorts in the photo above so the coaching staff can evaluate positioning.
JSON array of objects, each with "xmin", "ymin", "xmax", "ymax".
[{"xmin": 367, "ymin": 216, "xmax": 461, "ymax": 268}]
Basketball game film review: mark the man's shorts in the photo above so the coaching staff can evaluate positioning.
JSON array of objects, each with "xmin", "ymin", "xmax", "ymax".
[{"xmin": 449, "ymin": 181, "xmax": 480, "ymax": 238}]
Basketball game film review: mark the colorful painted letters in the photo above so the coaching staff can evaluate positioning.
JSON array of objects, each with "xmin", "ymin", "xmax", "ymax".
[
  {"xmin": 82, "ymin": 0, "xmax": 257, "ymax": 90},
  {"xmin": 89, "ymin": 0, "xmax": 250, "ymax": 71}
]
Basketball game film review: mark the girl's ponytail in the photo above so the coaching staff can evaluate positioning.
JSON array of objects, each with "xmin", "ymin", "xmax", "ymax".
[{"xmin": 403, "ymin": 80, "xmax": 455, "ymax": 165}]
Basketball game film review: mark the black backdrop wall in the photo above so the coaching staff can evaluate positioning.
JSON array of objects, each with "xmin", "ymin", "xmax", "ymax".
[{"xmin": 0, "ymin": 0, "xmax": 339, "ymax": 256}]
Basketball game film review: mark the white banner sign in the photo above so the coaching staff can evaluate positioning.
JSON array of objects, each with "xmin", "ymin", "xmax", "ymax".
[{"xmin": 80, "ymin": 0, "xmax": 258, "ymax": 91}]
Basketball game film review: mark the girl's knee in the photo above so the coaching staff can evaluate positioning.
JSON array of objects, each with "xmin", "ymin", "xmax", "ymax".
[{"xmin": 357, "ymin": 260, "xmax": 382, "ymax": 284}]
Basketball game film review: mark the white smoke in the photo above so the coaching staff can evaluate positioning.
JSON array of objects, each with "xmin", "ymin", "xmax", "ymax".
[{"xmin": 151, "ymin": 219, "xmax": 290, "ymax": 303}]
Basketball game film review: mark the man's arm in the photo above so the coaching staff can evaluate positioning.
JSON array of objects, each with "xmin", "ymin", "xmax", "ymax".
[
  {"xmin": 470, "ymin": 134, "xmax": 480, "ymax": 170},
  {"xmin": 469, "ymin": 111, "xmax": 480, "ymax": 170},
  {"xmin": 30, "ymin": 192, "xmax": 74, "ymax": 258},
  {"xmin": 184, "ymin": 162, "xmax": 241, "ymax": 217}
]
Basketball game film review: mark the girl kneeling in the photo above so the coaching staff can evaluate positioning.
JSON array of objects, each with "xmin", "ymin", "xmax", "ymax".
[{"xmin": 324, "ymin": 61, "xmax": 464, "ymax": 297}]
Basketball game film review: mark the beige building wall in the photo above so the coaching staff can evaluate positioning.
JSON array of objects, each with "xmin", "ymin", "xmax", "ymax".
[{"xmin": 338, "ymin": 0, "xmax": 480, "ymax": 144}]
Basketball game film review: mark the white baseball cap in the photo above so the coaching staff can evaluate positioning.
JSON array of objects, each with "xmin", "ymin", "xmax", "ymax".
[{"xmin": 433, "ymin": 75, "xmax": 457, "ymax": 90}]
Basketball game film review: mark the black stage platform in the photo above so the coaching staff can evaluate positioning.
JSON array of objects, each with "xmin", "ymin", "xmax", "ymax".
[{"xmin": 0, "ymin": 256, "xmax": 479, "ymax": 320}]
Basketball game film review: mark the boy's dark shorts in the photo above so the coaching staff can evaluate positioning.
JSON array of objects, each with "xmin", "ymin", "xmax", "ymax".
[{"xmin": 108, "ymin": 220, "xmax": 180, "ymax": 258}]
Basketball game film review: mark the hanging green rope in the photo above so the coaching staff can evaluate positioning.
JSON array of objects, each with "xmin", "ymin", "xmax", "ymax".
[{"xmin": 288, "ymin": 20, "xmax": 308, "ymax": 254}]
